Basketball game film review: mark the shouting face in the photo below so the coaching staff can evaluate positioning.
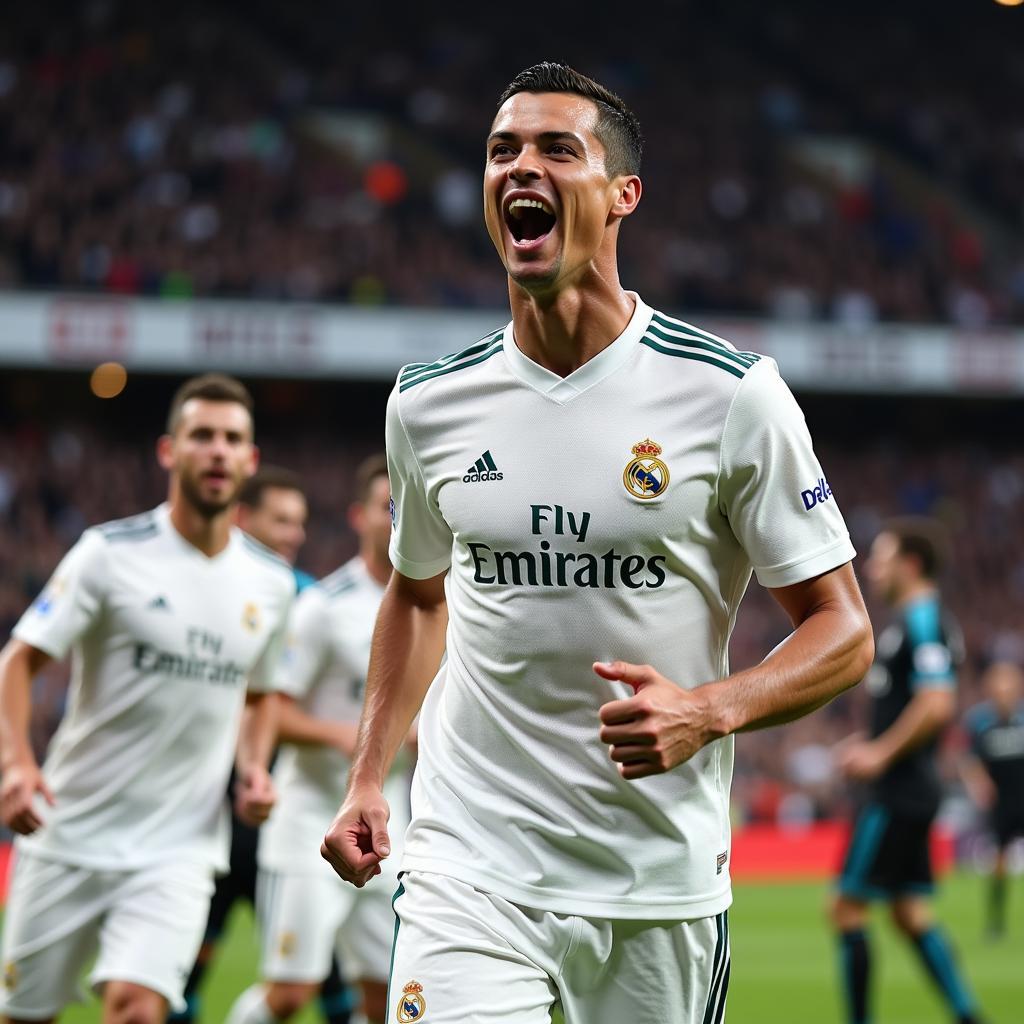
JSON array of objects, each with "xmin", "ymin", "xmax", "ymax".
[{"xmin": 484, "ymin": 91, "xmax": 640, "ymax": 296}]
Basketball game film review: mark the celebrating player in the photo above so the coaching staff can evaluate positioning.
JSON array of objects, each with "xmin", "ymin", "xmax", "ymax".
[
  {"xmin": 228, "ymin": 454, "xmax": 404, "ymax": 1024},
  {"xmin": 961, "ymin": 661, "xmax": 1024, "ymax": 939},
  {"xmin": 322, "ymin": 62, "xmax": 873, "ymax": 1024},
  {"xmin": 0, "ymin": 374, "xmax": 294, "ymax": 1024},
  {"xmin": 831, "ymin": 519, "xmax": 984, "ymax": 1024}
]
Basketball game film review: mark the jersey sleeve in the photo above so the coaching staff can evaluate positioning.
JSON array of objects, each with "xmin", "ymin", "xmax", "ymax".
[
  {"xmin": 905, "ymin": 600, "xmax": 956, "ymax": 691},
  {"xmin": 12, "ymin": 529, "xmax": 108, "ymax": 660},
  {"xmin": 718, "ymin": 359, "xmax": 856, "ymax": 588},
  {"xmin": 386, "ymin": 377, "xmax": 454, "ymax": 579},
  {"xmin": 272, "ymin": 585, "xmax": 331, "ymax": 700},
  {"xmin": 247, "ymin": 580, "xmax": 295, "ymax": 693}
]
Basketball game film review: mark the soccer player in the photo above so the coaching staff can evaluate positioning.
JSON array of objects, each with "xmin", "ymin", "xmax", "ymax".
[
  {"xmin": 227, "ymin": 454, "xmax": 403, "ymax": 1024},
  {"xmin": 961, "ymin": 661, "xmax": 1024, "ymax": 939},
  {"xmin": 831, "ymin": 518, "xmax": 984, "ymax": 1024},
  {"xmin": 171, "ymin": 465, "xmax": 349, "ymax": 1024},
  {"xmin": 0, "ymin": 374, "xmax": 294, "ymax": 1024},
  {"xmin": 322, "ymin": 62, "xmax": 873, "ymax": 1024}
]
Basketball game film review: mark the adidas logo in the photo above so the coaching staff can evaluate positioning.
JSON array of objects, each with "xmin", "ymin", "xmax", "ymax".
[
  {"xmin": 147, "ymin": 595, "xmax": 171, "ymax": 611},
  {"xmin": 463, "ymin": 450, "xmax": 503, "ymax": 483}
]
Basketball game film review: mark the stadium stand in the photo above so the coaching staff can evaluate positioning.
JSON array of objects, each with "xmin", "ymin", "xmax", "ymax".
[{"xmin": 1, "ymin": 1, "xmax": 1021, "ymax": 322}]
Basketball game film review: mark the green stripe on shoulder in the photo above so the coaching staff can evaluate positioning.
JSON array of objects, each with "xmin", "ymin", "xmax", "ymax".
[
  {"xmin": 99, "ymin": 511, "xmax": 159, "ymax": 542},
  {"xmin": 400, "ymin": 328, "xmax": 504, "ymax": 382},
  {"xmin": 646, "ymin": 323, "xmax": 755, "ymax": 369},
  {"xmin": 400, "ymin": 339, "xmax": 504, "ymax": 392},
  {"xmin": 102, "ymin": 525, "xmax": 159, "ymax": 543},
  {"xmin": 640, "ymin": 336, "xmax": 746, "ymax": 378},
  {"xmin": 652, "ymin": 312, "xmax": 761, "ymax": 365},
  {"xmin": 241, "ymin": 532, "xmax": 292, "ymax": 572}
]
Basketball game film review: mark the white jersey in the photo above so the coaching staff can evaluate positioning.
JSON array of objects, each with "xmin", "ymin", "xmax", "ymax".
[
  {"xmin": 12, "ymin": 504, "xmax": 294, "ymax": 872},
  {"xmin": 387, "ymin": 294, "xmax": 856, "ymax": 920},
  {"xmin": 259, "ymin": 557, "xmax": 409, "ymax": 874}
]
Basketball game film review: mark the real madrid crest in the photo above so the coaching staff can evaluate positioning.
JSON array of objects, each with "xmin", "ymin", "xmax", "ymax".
[
  {"xmin": 396, "ymin": 979, "xmax": 426, "ymax": 1021},
  {"xmin": 623, "ymin": 438, "xmax": 670, "ymax": 500},
  {"xmin": 242, "ymin": 602, "xmax": 261, "ymax": 632}
]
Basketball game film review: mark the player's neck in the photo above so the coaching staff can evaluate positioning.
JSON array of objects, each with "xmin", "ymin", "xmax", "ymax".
[
  {"xmin": 167, "ymin": 497, "xmax": 234, "ymax": 558},
  {"xmin": 894, "ymin": 579, "xmax": 937, "ymax": 609},
  {"xmin": 508, "ymin": 276, "xmax": 635, "ymax": 378}
]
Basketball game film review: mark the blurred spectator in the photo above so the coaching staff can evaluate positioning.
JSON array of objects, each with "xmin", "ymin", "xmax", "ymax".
[{"xmin": 0, "ymin": 1, "xmax": 1020, "ymax": 321}]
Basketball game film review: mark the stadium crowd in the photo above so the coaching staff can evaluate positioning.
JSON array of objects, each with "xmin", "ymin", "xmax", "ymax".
[
  {"xmin": 1, "ymin": 1, "xmax": 1022, "ymax": 323},
  {"xmin": 2, "ymin": 418, "xmax": 1020, "ymax": 823}
]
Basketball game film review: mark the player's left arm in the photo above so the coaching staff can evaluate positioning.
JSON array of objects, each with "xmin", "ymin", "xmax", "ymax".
[
  {"xmin": 597, "ymin": 562, "xmax": 872, "ymax": 779},
  {"xmin": 234, "ymin": 689, "xmax": 280, "ymax": 825},
  {"xmin": 598, "ymin": 359, "xmax": 873, "ymax": 780},
  {"xmin": 234, "ymin": 579, "xmax": 293, "ymax": 824},
  {"xmin": 838, "ymin": 687, "xmax": 954, "ymax": 782},
  {"xmin": 840, "ymin": 624, "xmax": 958, "ymax": 781}
]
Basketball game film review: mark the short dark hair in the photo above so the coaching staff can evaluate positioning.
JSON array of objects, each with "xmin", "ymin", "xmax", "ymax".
[
  {"xmin": 498, "ymin": 62, "xmax": 643, "ymax": 178},
  {"xmin": 238, "ymin": 465, "xmax": 305, "ymax": 510},
  {"xmin": 354, "ymin": 453, "xmax": 389, "ymax": 504},
  {"xmin": 166, "ymin": 373, "xmax": 254, "ymax": 435},
  {"xmin": 882, "ymin": 517, "xmax": 949, "ymax": 580}
]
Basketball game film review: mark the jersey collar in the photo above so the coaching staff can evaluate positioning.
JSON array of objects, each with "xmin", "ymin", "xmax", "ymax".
[{"xmin": 502, "ymin": 292, "xmax": 652, "ymax": 403}]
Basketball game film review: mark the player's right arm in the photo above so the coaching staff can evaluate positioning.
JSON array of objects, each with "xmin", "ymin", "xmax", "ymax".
[
  {"xmin": 321, "ymin": 569, "xmax": 447, "ymax": 886},
  {"xmin": 0, "ymin": 528, "xmax": 107, "ymax": 832},
  {"xmin": 322, "ymin": 375, "xmax": 452, "ymax": 886},
  {"xmin": 0, "ymin": 640, "xmax": 56, "ymax": 833}
]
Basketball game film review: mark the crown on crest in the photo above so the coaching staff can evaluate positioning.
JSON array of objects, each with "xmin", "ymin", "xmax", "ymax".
[
  {"xmin": 631, "ymin": 438, "xmax": 662, "ymax": 457},
  {"xmin": 402, "ymin": 982, "xmax": 424, "ymax": 994}
]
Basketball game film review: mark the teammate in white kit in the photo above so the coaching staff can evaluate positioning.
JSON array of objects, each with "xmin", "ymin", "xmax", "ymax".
[
  {"xmin": 0, "ymin": 375, "xmax": 294, "ymax": 1024},
  {"xmin": 322, "ymin": 63, "xmax": 874, "ymax": 1024},
  {"xmin": 227, "ymin": 454, "xmax": 404, "ymax": 1024}
]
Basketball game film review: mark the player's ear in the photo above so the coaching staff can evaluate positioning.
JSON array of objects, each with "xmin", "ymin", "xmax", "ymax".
[
  {"xmin": 248, "ymin": 443, "xmax": 260, "ymax": 476},
  {"xmin": 609, "ymin": 175, "xmax": 641, "ymax": 222},
  {"xmin": 156, "ymin": 433, "xmax": 174, "ymax": 471}
]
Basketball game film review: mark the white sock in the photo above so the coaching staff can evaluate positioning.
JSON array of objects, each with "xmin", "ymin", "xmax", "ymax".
[{"xmin": 225, "ymin": 984, "xmax": 277, "ymax": 1024}]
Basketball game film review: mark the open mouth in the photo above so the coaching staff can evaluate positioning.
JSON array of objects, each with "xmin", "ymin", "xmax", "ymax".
[{"xmin": 504, "ymin": 197, "xmax": 557, "ymax": 245}]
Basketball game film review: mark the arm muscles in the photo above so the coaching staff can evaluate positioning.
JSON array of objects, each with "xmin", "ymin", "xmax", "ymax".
[
  {"xmin": 0, "ymin": 639, "xmax": 53, "ymax": 770},
  {"xmin": 348, "ymin": 569, "xmax": 447, "ymax": 791},
  {"xmin": 702, "ymin": 562, "xmax": 873, "ymax": 735},
  {"xmin": 237, "ymin": 689, "xmax": 280, "ymax": 773}
]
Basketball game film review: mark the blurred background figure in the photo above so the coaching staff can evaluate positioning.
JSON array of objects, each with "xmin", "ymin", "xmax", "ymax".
[
  {"xmin": 831, "ymin": 520, "xmax": 983, "ymax": 1024},
  {"xmin": 961, "ymin": 663, "xmax": 1024, "ymax": 941}
]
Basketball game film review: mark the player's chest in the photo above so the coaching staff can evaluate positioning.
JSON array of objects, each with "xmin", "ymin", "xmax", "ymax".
[
  {"xmin": 425, "ymin": 395, "xmax": 722, "ymax": 549},
  {"xmin": 101, "ymin": 555, "xmax": 276, "ymax": 666}
]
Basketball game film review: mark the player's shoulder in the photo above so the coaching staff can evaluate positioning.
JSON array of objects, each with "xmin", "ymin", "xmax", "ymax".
[
  {"xmin": 639, "ymin": 308, "xmax": 767, "ymax": 387},
  {"xmin": 236, "ymin": 530, "xmax": 297, "ymax": 589},
  {"xmin": 93, "ymin": 507, "xmax": 162, "ymax": 545},
  {"xmin": 394, "ymin": 324, "xmax": 507, "ymax": 403},
  {"xmin": 317, "ymin": 558, "xmax": 376, "ymax": 607}
]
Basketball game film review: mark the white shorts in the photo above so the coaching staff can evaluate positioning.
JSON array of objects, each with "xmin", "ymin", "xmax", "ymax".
[
  {"xmin": 256, "ymin": 865, "xmax": 396, "ymax": 984},
  {"xmin": 388, "ymin": 871, "xmax": 731, "ymax": 1024},
  {"xmin": 0, "ymin": 850, "xmax": 214, "ymax": 1019}
]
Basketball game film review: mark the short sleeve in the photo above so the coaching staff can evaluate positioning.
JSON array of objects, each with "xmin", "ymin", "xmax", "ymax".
[
  {"xmin": 13, "ymin": 529, "xmax": 108, "ymax": 660},
  {"xmin": 718, "ymin": 359, "xmax": 856, "ymax": 589},
  {"xmin": 905, "ymin": 600, "xmax": 956, "ymax": 692},
  {"xmin": 386, "ymin": 378, "xmax": 454, "ymax": 580},
  {"xmin": 272, "ymin": 585, "xmax": 331, "ymax": 699},
  {"xmin": 247, "ymin": 582, "xmax": 295, "ymax": 693}
]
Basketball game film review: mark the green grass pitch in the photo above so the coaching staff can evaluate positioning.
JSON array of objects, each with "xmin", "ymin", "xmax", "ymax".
[{"xmin": 36, "ymin": 872, "xmax": 1019, "ymax": 1022}]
